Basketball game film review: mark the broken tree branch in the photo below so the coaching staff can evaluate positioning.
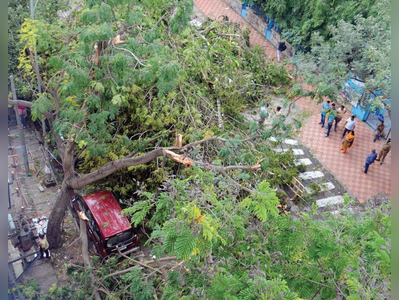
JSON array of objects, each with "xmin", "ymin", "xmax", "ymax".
[{"xmin": 112, "ymin": 44, "xmax": 147, "ymax": 67}]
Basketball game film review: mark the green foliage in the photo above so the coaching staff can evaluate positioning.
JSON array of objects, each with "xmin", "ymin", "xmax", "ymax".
[
  {"xmin": 14, "ymin": 1, "xmax": 390, "ymax": 299},
  {"xmin": 242, "ymin": 181, "xmax": 279, "ymax": 222},
  {"xmin": 120, "ymin": 267, "xmax": 154, "ymax": 300},
  {"xmin": 290, "ymin": 0, "xmax": 390, "ymax": 112},
  {"xmin": 8, "ymin": 0, "xmax": 68, "ymax": 92},
  {"xmin": 14, "ymin": 0, "xmax": 297, "ymax": 203},
  {"xmin": 306, "ymin": 182, "xmax": 321, "ymax": 195},
  {"xmin": 248, "ymin": 0, "xmax": 377, "ymax": 51},
  {"xmin": 96, "ymin": 168, "xmax": 390, "ymax": 299},
  {"xmin": 18, "ymin": 280, "xmax": 40, "ymax": 299},
  {"xmin": 295, "ymin": 163, "xmax": 307, "ymax": 173}
]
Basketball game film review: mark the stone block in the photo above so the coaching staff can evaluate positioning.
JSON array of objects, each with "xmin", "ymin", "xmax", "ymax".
[{"xmin": 316, "ymin": 196, "xmax": 345, "ymax": 208}]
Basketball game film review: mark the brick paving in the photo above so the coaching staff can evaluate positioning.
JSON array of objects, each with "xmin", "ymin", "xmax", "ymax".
[
  {"xmin": 297, "ymin": 107, "xmax": 391, "ymax": 203},
  {"xmin": 193, "ymin": 0, "xmax": 391, "ymax": 202}
]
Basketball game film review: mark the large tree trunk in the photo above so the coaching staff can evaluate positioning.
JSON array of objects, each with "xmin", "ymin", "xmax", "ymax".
[{"xmin": 47, "ymin": 184, "xmax": 74, "ymax": 249}]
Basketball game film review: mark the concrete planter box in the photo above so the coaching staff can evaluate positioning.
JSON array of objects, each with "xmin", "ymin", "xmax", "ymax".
[
  {"xmin": 270, "ymin": 29, "xmax": 280, "ymax": 47},
  {"xmin": 244, "ymin": 7, "xmax": 265, "ymax": 36},
  {"xmin": 351, "ymin": 103, "xmax": 369, "ymax": 121},
  {"xmin": 258, "ymin": 21, "xmax": 267, "ymax": 35}
]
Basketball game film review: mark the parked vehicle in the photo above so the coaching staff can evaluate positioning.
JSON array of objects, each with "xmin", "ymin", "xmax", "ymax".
[{"xmin": 70, "ymin": 191, "xmax": 139, "ymax": 258}]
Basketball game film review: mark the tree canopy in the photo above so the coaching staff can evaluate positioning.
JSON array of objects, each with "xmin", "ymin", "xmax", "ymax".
[
  {"xmin": 244, "ymin": 0, "xmax": 391, "ymax": 114},
  {"xmin": 9, "ymin": 0, "xmax": 391, "ymax": 299},
  {"xmin": 8, "ymin": 0, "xmax": 69, "ymax": 94},
  {"xmin": 246, "ymin": 0, "xmax": 377, "ymax": 51},
  {"xmin": 19, "ymin": 170, "xmax": 391, "ymax": 299},
  {"xmin": 290, "ymin": 0, "xmax": 390, "ymax": 114},
  {"xmin": 10, "ymin": 0, "xmax": 299, "ymax": 249}
]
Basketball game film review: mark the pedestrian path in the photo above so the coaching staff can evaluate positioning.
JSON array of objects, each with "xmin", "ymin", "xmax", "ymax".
[
  {"xmin": 193, "ymin": 0, "xmax": 391, "ymax": 203},
  {"xmin": 270, "ymin": 136, "xmax": 347, "ymax": 209},
  {"xmin": 8, "ymin": 125, "xmax": 59, "ymax": 294},
  {"xmin": 297, "ymin": 113, "xmax": 391, "ymax": 202}
]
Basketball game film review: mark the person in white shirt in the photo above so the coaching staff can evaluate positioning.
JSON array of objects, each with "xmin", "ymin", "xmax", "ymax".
[
  {"xmin": 252, "ymin": 103, "xmax": 269, "ymax": 126},
  {"xmin": 342, "ymin": 115, "xmax": 356, "ymax": 138},
  {"xmin": 38, "ymin": 232, "xmax": 50, "ymax": 259}
]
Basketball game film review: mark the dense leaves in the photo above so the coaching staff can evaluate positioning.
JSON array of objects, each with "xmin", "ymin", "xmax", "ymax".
[
  {"xmin": 247, "ymin": 0, "xmax": 377, "ymax": 51},
  {"xmin": 28, "ymin": 172, "xmax": 390, "ymax": 299},
  {"xmin": 17, "ymin": 0, "xmax": 296, "ymax": 197},
  {"xmin": 11, "ymin": 0, "xmax": 390, "ymax": 299},
  {"xmin": 8, "ymin": 0, "xmax": 68, "ymax": 95},
  {"xmin": 289, "ymin": 0, "xmax": 390, "ymax": 114},
  {"xmin": 245, "ymin": 0, "xmax": 390, "ymax": 114},
  {"xmin": 119, "ymin": 174, "xmax": 390, "ymax": 299},
  {"xmin": 13, "ymin": 0, "xmax": 299, "ymax": 249}
]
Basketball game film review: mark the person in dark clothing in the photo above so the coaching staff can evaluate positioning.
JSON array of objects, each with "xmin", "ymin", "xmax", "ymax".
[
  {"xmin": 364, "ymin": 149, "xmax": 377, "ymax": 174},
  {"xmin": 277, "ymin": 41, "xmax": 287, "ymax": 62}
]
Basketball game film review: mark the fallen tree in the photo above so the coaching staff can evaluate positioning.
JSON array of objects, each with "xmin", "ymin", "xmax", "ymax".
[{"xmin": 11, "ymin": 0, "xmax": 299, "ymax": 249}]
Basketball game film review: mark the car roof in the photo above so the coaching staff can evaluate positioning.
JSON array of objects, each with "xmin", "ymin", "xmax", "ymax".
[{"xmin": 82, "ymin": 191, "xmax": 132, "ymax": 238}]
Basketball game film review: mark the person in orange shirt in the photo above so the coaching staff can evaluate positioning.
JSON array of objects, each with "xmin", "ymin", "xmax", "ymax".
[{"xmin": 341, "ymin": 130, "xmax": 355, "ymax": 153}]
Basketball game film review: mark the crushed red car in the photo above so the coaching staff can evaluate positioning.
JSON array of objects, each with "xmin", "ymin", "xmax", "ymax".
[{"xmin": 70, "ymin": 191, "xmax": 139, "ymax": 258}]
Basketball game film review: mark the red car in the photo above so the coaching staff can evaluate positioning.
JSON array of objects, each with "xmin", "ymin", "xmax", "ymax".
[{"xmin": 70, "ymin": 191, "xmax": 139, "ymax": 258}]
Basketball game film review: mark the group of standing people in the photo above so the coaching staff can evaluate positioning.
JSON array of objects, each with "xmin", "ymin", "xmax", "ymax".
[
  {"xmin": 319, "ymin": 100, "xmax": 350, "ymax": 138},
  {"xmin": 319, "ymin": 100, "xmax": 391, "ymax": 174}
]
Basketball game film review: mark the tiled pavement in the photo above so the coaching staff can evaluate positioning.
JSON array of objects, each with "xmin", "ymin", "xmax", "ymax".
[
  {"xmin": 193, "ymin": 0, "xmax": 391, "ymax": 203},
  {"xmin": 298, "ymin": 112, "xmax": 391, "ymax": 203}
]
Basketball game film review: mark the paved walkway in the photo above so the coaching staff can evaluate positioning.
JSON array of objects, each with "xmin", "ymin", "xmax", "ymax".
[
  {"xmin": 8, "ymin": 125, "xmax": 59, "ymax": 294},
  {"xmin": 193, "ymin": 0, "xmax": 391, "ymax": 202}
]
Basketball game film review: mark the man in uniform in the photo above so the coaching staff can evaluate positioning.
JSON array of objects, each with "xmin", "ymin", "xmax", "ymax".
[
  {"xmin": 373, "ymin": 121, "xmax": 385, "ymax": 142},
  {"xmin": 376, "ymin": 138, "xmax": 391, "ymax": 165}
]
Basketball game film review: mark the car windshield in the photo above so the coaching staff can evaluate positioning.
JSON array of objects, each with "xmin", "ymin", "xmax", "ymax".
[{"xmin": 105, "ymin": 229, "xmax": 134, "ymax": 248}]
